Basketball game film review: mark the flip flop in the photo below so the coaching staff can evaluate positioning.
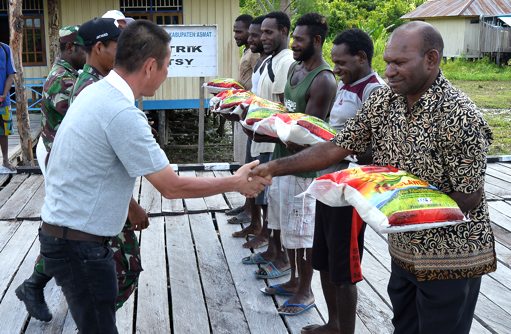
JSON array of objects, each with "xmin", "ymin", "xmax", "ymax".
[
  {"xmin": 278, "ymin": 300, "xmax": 316, "ymax": 316},
  {"xmin": 301, "ymin": 324, "xmax": 322, "ymax": 333},
  {"xmin": 260, "ymin": 284, "xmax": 294, "ymax": 296},
  {"xmin": 227, "ymin": 211, "xmax": 251, "ymax": 224},
  {"xmin": 255, "ymin": 262, "xmax": 291, "ymax": 279},
  {"xmin": 225, "ymin": 205, "xmax": 245, "ymax": 216},
  {"xmin": 241, "ymin": 252, "xmax": 269, "ymax": 265}
]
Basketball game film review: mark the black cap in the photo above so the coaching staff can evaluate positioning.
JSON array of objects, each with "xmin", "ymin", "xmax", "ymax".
[{"xmin": 78, "ymin": 18, "xmax": 121, "ymax": 46}]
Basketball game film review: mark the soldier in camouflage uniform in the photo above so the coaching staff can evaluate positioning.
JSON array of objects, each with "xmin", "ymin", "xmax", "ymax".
[
  {"xmin": 16, "ymin": 25, "xmax": 86, "ymax": 322},
  {"xmin": 71, "ymin": 17, "xmax": 148, "ymax": 311}
]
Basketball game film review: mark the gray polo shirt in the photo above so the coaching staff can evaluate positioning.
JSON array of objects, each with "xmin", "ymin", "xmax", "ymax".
[{"xmin": 41, "ymin": 70, "xmax": 169, "ymax": 236}]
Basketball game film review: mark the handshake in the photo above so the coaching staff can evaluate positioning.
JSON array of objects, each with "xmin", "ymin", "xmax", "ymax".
[{"xmin": 234, "ymin": 160, "xmax": 275, "ymax": 198}]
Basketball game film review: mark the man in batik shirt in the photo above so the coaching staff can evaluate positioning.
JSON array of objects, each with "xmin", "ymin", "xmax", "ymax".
[
  {"xmin": 252, "ymin": 21, "xmax": 495, "ymax": 334},
  {"xmin": 71, "ymin": 17, "xmax": 148, "ymax": 311}
]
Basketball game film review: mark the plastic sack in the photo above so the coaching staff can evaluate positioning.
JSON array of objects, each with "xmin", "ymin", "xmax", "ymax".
[
  {"xmin": 302, "ymin": 165, "xmax": 466, "ymax": 233},
  {"xmin": 209, "ymin": 90, "xmax": 254, "ymax": 115},
  {"xmin": 274, "ymin": 113, "xmax": 337, "ymax": 146},
  {"xmin": 240, "ymin": 97, "xmax": 286, "ymax": 136},
  {"xmin": 204, "ymin": 78, "xmax": 244, "ymax": 94}
]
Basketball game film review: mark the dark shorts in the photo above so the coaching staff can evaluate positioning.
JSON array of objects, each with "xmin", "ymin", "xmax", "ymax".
[
  {"xmin": 388, "ymin": 261, "xmax": 481, "ymax": 334},
  {"xmin": 312, "ymin": 201, "xmax": 366, "ymax": 285}
]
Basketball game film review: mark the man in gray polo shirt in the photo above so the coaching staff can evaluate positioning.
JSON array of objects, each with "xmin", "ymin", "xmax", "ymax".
[{"xmin": 38, "ymin": 20, "xmax": 268, "ymax": 334}]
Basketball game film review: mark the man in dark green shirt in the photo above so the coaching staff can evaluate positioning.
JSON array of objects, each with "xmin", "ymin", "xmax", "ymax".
[{"xmin": 259, "ymin": 13, "xmax": 336, "ymax": 317}]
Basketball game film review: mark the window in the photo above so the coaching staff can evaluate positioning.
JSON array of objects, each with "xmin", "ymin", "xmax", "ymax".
[
  {"xmin": 120, "ymin": 0, "xmax": 183, "ymax": 25},
  {"xmin": 0, "ymin": 0, "xmax": 46, "ymax": 66}
]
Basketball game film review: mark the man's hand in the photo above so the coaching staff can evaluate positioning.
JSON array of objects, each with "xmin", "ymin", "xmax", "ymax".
[
  {"xmin": 242, "ymin": 127, "xmax": 280, "ymax": 143},
  {"xmin": 220, "ymin": 113, "xmax": 240, "ymax": 122},
  {"xmin": 234, "ymin": 160, "xmax": 272, "ymax": 197},
  {"xmin": 0, "ymin": 95, "xmax": 5, "ymax": 103},
  {"xmin": 249, "ymin": 161, "xmax": 274, "ymax": 180},
  {"xmin": 128, "ymin": 197, "xmax": 149, "ymax": 231}
]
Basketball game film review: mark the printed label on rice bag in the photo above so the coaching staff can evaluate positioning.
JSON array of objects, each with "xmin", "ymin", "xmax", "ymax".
[{"xmin": 308, "ymin": 165, "xmax": 466, "ymax": 232}]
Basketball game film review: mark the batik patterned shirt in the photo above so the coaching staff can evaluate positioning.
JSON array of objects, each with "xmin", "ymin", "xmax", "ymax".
[
  {"xmin": 41, "ymin": 59, "xmax": 79, "ymax": 151},
  {"xmin": 334, "ymin": 72, "xmax": 496, "ymax": 281}
]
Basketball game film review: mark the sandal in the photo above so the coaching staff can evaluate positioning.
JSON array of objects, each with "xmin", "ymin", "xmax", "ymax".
[
  {"xmin": 241, "ymin": 252, "xmax": 269, "ymax": 265},
  {"xmin": 260, "ymin": 283, "xmax": 294, "ymax": 296},
  {"xmin": 255, "ymin": 262, "xmax": 291, "ymax": 279}
]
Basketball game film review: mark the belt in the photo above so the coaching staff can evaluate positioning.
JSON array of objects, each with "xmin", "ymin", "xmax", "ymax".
[{"xmin": 41, "ymin": 222, "xmax": 109, "ymax": 244}]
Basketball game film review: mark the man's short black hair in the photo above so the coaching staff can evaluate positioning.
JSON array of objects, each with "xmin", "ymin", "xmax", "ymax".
[
  {"xmin": 82, "ymin": 40, "xmax": 114, "ymax": 55},
  {"xmin": 115, "ymin": 20, "xmax": 171, "ymax": 73},
  {"xmin": 264, "ymin": 11, "xmax": 291, "ymax": 34},
  {"xmin": 252, "ymin": 15, "xmax": 266, "ymax": 26},
  {"xmin": 333, "ymin": 28, "xmax": 374, "ymax": 66},
  {"xmin": 295, "ymin": 13, "xmax": 328, "ymax": 44},
  {"xmin": 235, "ymin": 14, "xmax": 253, "ymax": 28}
]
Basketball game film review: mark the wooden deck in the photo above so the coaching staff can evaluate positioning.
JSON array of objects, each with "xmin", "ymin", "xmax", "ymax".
[
  {"xmin": 0, "ymin": 163, "xmax": 510, "ymax": 334},
  {"xmin": 6, "ymin": 113, "xmax": 42, "ymax": 165}
]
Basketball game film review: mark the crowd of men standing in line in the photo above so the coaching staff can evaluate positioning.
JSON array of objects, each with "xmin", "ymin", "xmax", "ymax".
[
  {"xmin": 225, "ymin": 10, "xmax": 495, "ymax": 334},
  {"xmin": 11, "ymin": 8, "xmax": 496, "ymax": 334}
]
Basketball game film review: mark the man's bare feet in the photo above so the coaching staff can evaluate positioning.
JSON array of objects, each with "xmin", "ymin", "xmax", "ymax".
[
  {"xmin": 242, "ymin": 235, "xmax": 269, "ymax": 249},
  {"xmin": 3, "ymin": 160, "xmax": 15, "ymax": 171},
  {"xmin": 301, "ymin": 324, "xmax": 339, "ymax": 334},
  {"xmin": 232, "ymin": 225, "xmax": 261, "ymax": 238}
]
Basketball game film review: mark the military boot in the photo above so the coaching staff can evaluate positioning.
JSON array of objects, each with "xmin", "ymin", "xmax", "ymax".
[{"xmin": 15, "ymin": 271, "xmax": 52, "ymax": 322}]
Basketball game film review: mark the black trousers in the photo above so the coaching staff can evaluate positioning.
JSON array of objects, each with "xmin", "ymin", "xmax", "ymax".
[
  {"xmin": 388, "ymin": 261, "xmax": 481, "ymax": 334},
  {"xmin": 39, "ymin": 230, "xmax": 118, "ymax": 334}
]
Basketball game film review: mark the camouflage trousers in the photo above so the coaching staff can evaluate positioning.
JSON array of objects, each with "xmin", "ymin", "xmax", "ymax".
[{"xmin": 35, "ymin": 220, "xmax": 142, "ymax": 310}]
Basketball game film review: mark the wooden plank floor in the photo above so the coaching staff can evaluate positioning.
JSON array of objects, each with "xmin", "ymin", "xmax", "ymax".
[{"xmin": 0, "ymin": 163, "xmax": 509, "ymax": 333}]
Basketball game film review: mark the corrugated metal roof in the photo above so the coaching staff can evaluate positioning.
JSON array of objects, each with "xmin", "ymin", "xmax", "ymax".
[{"xmin": 402, "ymin": 0, "xmax": 511, "ymax": 19}]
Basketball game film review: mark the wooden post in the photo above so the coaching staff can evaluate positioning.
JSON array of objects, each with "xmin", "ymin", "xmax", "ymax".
[
  {"xmin": 158, "ymin": 110, "xmax": 166, "ymax": 146},
  {"xmin": 198, "ymin": 77, "xmax": 205, "ymax": 163},
  {"xmin": 9, "ymin": 0, "xmax": 34, "ymax": 166},
  {"xmin": 280, "ymin": 0, "xmax": 291, "ymax": 15},
  {"xmin": 47, "ymin": 0, "xmax": 61, "ymax": 65}
]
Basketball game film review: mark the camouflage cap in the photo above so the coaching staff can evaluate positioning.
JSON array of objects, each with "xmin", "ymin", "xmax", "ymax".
[{"xmin": 59, "ymin": 25, "xmax": 84, "ymax": 45}]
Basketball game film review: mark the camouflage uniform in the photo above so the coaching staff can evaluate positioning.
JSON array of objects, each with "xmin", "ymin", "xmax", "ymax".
[
  {"xmin": 70, "ymin": 64, "xmax": 143, "ymax": 310},
  {"xmin": 40, "ymin": 59, "xmax": 79, "ymax": 151},
  {"xmin": 40, "ymin": 26, "xmax": 82, "ymax": 152}
]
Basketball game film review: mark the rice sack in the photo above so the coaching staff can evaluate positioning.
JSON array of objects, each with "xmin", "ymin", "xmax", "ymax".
[
  {"xmin": 240, "ymin": 97, "xmax": 286, "ymax": 137},
  {"xmin": 209, "ymin": 90, "xmax": 254, "ymax": 115},
  {"xmin": 204, "ymin": 78, "xmax": 244, "ymax": 93},
  {"xmin": 209, "ymin": 89, "xmax": 236, "ymax": 111},
  {"xmin": 275, "ymin": 113, "xmax": 337, "ymax": 146},
  {"xmin": 303, "ymin": 165, "xmax": 466, "ymax": 233}
]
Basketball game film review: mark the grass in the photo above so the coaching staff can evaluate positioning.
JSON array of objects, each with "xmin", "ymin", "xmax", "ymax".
[
  {"xmin": 450, "ymin": 80, "xmax": 511, "ymax": 109},
  {"xmin": 483, "ymin": 110, "xmax": 511, "ymax": 156}
]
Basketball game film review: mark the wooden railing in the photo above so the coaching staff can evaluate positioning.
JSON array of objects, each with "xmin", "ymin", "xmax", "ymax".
[{"xmin": 9, "ymin": 77, "xmax": 44, "ymax": 112}]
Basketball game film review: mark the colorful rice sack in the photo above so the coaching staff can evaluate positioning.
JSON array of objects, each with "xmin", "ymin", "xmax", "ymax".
[
  {"xmin": 209, "ymin": 90, "xmax": 254, "ymax": 115},
  {"xmin": 204, "ymin": 78, "xmax": 244, "ymax": 93},
  {"xmin": 274, "ymin": 113, "xmax": 337, "ymax": 146},
  {"xmin": 303, "ymin": 165, "xmax": 466, "ymax": 233},
  {"xmin": 240, "ymin": 97, "xmax": 286, "ymax": 137}
]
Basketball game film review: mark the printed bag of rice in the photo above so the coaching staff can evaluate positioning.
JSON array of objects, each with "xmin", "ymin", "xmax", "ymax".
[
  {"xmin": 275, "ymin": 113, "xmax": 337, "ymax": 145},
  {"xmin": 204, "ymin": 78, "xmax": 244, "ymax": 94},
  {"xmin": 209, "ymin": 90, "xmax": 254, "ymax": 115},
  {"xmin": 240, "ymin": 97, "xmax": 286, "ymax": 137},
  {"xmin": 302, "ymin": 165, "xmax": 466, "ymax": 233},
  {"xmin": 209, "ymin": 90, "xmax": 236, "ymax": 111}
]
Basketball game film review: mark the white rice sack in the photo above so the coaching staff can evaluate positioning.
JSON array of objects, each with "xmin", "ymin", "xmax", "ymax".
[{"xmin": 301, "ymin": 165, "xmax": 466, "ymax": 233}]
